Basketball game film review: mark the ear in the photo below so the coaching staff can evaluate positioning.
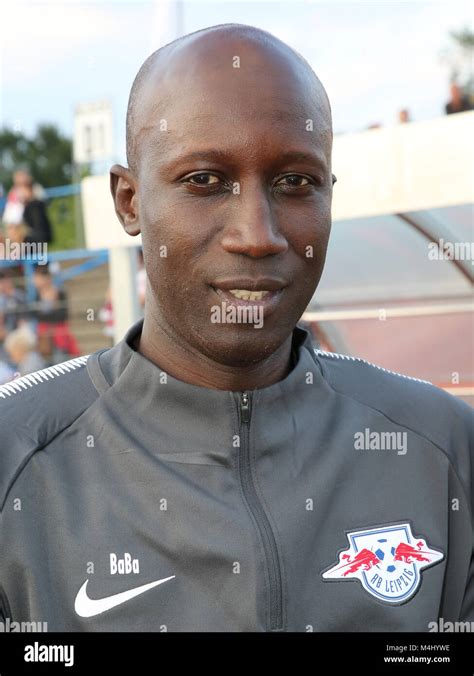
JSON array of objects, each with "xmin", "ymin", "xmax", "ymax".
[{"xmin": 109, "ymin": 164, "xmax": 141, "ymax": 237}]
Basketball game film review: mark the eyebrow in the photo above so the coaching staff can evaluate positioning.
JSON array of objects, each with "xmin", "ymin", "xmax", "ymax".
[
  {"xmin": 166, "ymin": 149, "xmax": 328, "ymax": 171},
  {"xmin": 276, "ymin": 150, "xmax": 328, "ymax": 170},
  {"xmin": 170, "ymin": 149, "xmax": 235, "ymax": 164}
]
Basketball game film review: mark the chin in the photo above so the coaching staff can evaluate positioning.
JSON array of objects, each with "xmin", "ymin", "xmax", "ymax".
[{"xmin": 193, "ymin": 324, "xmax": 290, "ymax": 367}]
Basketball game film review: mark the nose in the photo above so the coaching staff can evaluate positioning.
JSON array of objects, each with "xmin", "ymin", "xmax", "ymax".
[{"xmin": 220, "ymin": 184, "xmax": 288, "ymax": 258}]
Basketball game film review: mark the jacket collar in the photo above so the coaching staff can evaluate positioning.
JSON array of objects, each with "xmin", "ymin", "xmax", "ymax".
[
  {"xmin": 89, "ymin": 319, "xmax": 327, "ymax": 457},
  {"xmin": 118, "ymin": 318, "xmax": 318, "ymax": 392}
]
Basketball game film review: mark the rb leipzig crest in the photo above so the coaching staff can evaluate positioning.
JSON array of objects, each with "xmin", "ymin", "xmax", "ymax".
[{"xmin": 322, "ymin": 523, "xmax": 444, "ymax": 604}]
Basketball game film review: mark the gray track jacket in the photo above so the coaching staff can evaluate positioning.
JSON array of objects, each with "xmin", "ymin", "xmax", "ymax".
[{"xmin": 0, "ymin": 320, "xmax": 473, "ymax": 632}]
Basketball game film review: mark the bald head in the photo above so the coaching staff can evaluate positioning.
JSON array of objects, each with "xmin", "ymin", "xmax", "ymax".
[{"xmin": 125, "ymin": 23, "xmax": 332, "ymax": 175}]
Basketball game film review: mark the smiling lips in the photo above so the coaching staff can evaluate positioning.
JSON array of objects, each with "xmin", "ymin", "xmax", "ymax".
[
  {"xmin": 227, "ymin": 289, "xmax": 270, "ymax": 301},
  {"xmin": 211, "ymin": 278, "xmax": 287, "ymax": 316}
]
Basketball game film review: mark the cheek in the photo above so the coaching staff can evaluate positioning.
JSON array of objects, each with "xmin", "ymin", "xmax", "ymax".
[
  {"xmin": 139, "ymin": 199, "xmax": 211, "ymax": 301},
  {"xmin": 287, "ymin": 212, "xmax": 331, "ymax": 264},
  {"xmin": 140, "ymin": 185, "xmax": 223, "ymax": 259},
  {"xmin": 140, "ymin": 192, "xmax": 188, "ymax": 251}
]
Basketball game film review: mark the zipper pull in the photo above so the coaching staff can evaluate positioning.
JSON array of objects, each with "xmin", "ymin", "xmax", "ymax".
[{"xmin": 240, "ymin": 392, "xmax": 250, "ymax": 424}]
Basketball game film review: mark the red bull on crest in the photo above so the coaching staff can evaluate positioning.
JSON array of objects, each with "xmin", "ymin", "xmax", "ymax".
[{"xmin": 322, "ymin": 523, "xmax": 444, "ymax": 603}]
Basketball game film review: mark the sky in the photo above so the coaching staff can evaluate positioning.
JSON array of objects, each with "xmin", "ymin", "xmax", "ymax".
[{"xmin": 0, "ymin": 0, "xmax": 472, "ymax": 166}]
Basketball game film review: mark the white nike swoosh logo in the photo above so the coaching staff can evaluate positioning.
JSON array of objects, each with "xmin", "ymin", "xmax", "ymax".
[{"xmin": 74, "ymin": 576, "xmax": 175, "ymax": 618}]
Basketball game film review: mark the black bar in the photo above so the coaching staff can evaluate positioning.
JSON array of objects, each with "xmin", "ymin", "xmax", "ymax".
[{"xmin": 0, "ymin": 632, "xmax": 472, "ymax": 675}]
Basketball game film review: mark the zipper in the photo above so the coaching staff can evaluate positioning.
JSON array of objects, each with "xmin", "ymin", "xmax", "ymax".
[{"xmin": 237, "ymin": 391, "xmax": 283, "ymax": 631}]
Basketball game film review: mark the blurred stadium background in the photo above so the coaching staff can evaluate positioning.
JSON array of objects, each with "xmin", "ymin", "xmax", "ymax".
[{"xmin": 1, "ymin": 0, "xmax": 473, "ymax": 405}]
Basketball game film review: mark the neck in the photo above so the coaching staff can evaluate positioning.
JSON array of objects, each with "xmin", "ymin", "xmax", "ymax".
[{"xmin": 136, "ymin": 309, "xmax": 294, "ymax": 391}]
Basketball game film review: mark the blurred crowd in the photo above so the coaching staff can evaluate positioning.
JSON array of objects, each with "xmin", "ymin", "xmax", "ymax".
[
  {"xmin": 0, "ymin": 168, "xmax": 146, "ymax": 384},
  {"xmin": 0, "ymin": 265, "xmax": 81, "ymax": 384},
  {"xmin": 0, "ymin": 170, "xmax": 81, "ymax": 384}
]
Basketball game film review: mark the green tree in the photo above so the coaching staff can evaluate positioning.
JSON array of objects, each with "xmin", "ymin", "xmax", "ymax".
[
  {"xmin": 0, "ymin": 123, "xmax": 73, "ymax": 192},
  {"xmin": 440, "ymin": 25, "xmax": 474, "ymax": 96},
  {"xmin": 0, "ymin": 124, "xmax": 93, "ymax": 249}
]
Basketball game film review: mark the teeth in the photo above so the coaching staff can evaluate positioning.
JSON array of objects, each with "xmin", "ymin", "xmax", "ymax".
[{"xmin": 228, "ymin": 289, "xmax": 270, "ymax": 301}]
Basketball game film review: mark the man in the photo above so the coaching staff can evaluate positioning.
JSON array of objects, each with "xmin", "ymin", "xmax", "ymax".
[
  {"xmin": 445, "ymin": 81, "xmax": 474, "ymax": 115},
  {"xmin": 0, "ymin": 24, "xmax": 472, "ymax": 632}
]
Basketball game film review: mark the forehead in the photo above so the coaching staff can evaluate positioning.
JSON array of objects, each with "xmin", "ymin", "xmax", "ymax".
[{"xmin": 134, "ymin": 33, "xmax": 331, "ymax": 168}]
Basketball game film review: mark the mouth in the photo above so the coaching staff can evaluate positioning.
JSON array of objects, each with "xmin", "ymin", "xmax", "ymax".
[
  {"xmin": 210, "ymin": 278, "xmax": 287, "ymax": 318},
  {"xmin": 223, "ymin": 289, "xmax": 272, "ymax": 301}
]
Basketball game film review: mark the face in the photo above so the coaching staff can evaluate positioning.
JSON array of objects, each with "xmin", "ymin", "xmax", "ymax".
[
  {"xmin": 399, "ymin": 110, "xmax": 408, "ymax": 122},
  {"xmin": 113, "ymin": 35, "xmax": 333, "ymax": 367},
  {"xmin": 14, "ymin": 172, "xmax": 33, "ymax": 200},
  {"xmin": 14, "ymin": 171, "xmax": 31, "ymax": 187}
]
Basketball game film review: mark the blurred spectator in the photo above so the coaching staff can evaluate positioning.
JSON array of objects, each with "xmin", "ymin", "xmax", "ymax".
[
  {"xmin": 4, "ymin": 325, "xmax": 46, "ymax": 376},
  {"xmin": 2, "ymin": 171, "xmax": 28, "ymax": 225},
  {"xmin": 16, "ymin": 175, "xmax": 53, "ymax": 244},
  {"xmin": 398, "ymin": 109, "xmax": 410, "ymax": 124},
  {"xmin": 1, "ymin": 170, "xmax": 46, "ymax": 226},
  {"xmin": 0, "ymin": 269, "xmax": 28, "ymax": 336},
  {"xmin": 445, "ymin": 82, "xmax": 474, "ymax": 115},
  {"xmin": 32, "ymin": 264, "xmax": 80, "ymax": 361}
]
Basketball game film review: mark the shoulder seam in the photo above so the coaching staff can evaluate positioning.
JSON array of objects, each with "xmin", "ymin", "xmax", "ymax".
[
  {"xmin": 314, "ymin": 349, "xmax": 431, "ymax": 385},
  {"xmin": 0, "ymin": 385, "xmax": 99, "ymax": 513},
  {"xmin": 314, "ymin": 354, "xmax": 473, "ymax": 527},
  {"xmin": 0, "ymin": 356, "xmax": 90, "ymax": 399}
]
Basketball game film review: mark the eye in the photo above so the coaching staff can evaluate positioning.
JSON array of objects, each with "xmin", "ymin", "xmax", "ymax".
[
  {"xmin": 185, "ymin": 172, "xmax": 221, "ymax": 186},
  {"xmin": 274, "ymin": 174, "xmax": 315, "ymax": 191}
]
